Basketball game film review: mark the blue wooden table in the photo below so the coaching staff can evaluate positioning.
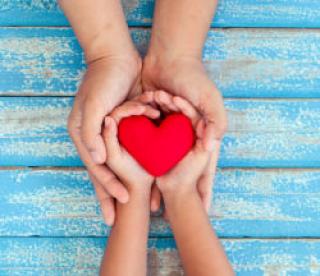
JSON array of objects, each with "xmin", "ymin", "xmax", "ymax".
[{"xmin": 1, "ymin": 0, "xmax": 320, "ymax": 275}]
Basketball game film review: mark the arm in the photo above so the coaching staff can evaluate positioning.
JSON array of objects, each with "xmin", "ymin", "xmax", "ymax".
[
  {"xmin": 59, "ymin": 0, "xmax": 137, "ymax": 63},
  {"xmin": 99, "ymin": 101, "xmax": 159, "ymax": 275},
  {"xmin": 148, "ymin": 0, "xmax": 217, "ymax": 60},
  {"xmin": 59, "ymin": 0, "xmax": 142, "ymax": 225},
  {"xmin": 163, "ymin": 191, "xmax": 233, "ymax": 276},
  {"xmin": 100, "ymin": 188, "xmax": 150, "ymax": 275},
  {"xmin": 142, "ymin": 0, "xmax": 227, "ymax": 214},
  {"xmin": 152, "ymin": 92, "xmax": 233, "ymax": 275}
]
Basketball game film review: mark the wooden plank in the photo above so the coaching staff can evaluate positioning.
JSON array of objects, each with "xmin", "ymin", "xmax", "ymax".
[
  {"xmin": 0, "ymin": 237, "xmax": 320, "ymax": 275},
  {"xmin": 1, "ymin": 28, "xmax": 320, "ymax": 98},
  {"xmin": 1, "ymin": 0, "xmax": 320, "ymax": 28},
  {"xmin": 1, "ymin": 97, "xmax": 320, "ymax": 167},
  {"xmin": 1, "ymin": 168, "xmax": 320, "ymax": 237}
]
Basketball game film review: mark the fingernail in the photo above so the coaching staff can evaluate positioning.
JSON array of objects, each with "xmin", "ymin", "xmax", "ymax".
[
  {"xmin": 118, "ymin": 191, "xmax": 129, "ymax": 204},
  {"xmin": 91, "ymin": 151, "xmax": 103, "ymax": 164},
  {"xmin": 151, "ymin": 200, "xmax": 159, "ymax": 212},
  {"xmin": 104, "ymin": 214, "xmax": 114, "ymax": 226}
]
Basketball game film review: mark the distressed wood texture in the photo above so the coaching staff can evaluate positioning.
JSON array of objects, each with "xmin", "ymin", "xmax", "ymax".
[
  {"xmin": 0, "ymin": 237, "xmax": 320, "ymax": 275},
  {"xmin": 1, "ymin": 97, "xmax": 319, "ymax": 167},
  {"xmin": 1, "ymin": 168, "xmax": 320, "ymax": 237},
  {"xmin": 1, "ymin": 0, "xmax": 320, "ymax": 28},
  {"xmin": 1, "ymin": 28, "xmax": 320, "ymax": 98}
]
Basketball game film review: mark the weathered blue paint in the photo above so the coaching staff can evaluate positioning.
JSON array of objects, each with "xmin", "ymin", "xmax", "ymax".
[
  {"xmin": 1, "ymin": 0, "xmax": 320, "ymax": 28},
  {"xmin": 1, "ymin": 97, "xmax": 320, "ymax": 167},
  {"xmin": 2, "ymin": 28, "xmax": 320, "ymax": 97},
  {"xmin": 1, "ymin": 1, "xmax": 320, "ymax": 274},
  {"xmin": 0, "ymin": 168, "xmax": 320, "ymax": 238},
  {"xmin": 0, "ymin": 237, "xmax": 319, "ymax": 275}
]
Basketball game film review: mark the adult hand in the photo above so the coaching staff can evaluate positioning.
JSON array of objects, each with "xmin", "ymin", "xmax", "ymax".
[
  {"xmin": 142, "ymin": 55, "xmax": 227, "ymax": 212},
  {"xmin": 68, "ymin": 55, "xmax": 142, "ymax": 225}
]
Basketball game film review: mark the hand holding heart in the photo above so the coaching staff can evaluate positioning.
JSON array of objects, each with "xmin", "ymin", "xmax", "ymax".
[{"xmin": 102, "ymin": 91, "xmax": 211, "ymax": 200}]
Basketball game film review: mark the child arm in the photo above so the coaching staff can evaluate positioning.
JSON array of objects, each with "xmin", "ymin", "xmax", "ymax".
[
  {"xmin": 99, "ymin": 102, "xmax": 159, "ymax": 275},
  {"xmin": 153, "ymin": 92, "xmax": 233, "ymax": 276},
  {"xmin": 163, "ymin": 189, "xmax": 233, "ymax": 276},
  {"xmin": 100, "ymin": 185, "xmax": 150, "ymax": 276}
]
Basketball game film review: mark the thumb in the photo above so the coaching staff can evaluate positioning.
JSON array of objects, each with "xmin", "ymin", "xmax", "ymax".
[
  {"xmin": 81, "ymin": 101, "xmax": 107, "ymax": 164},
  {"xmin": 103, "ymin": 117, "xmax": 121, "ymax": 160},
  {"xmin": 202, "ymin": 91, "xmax": 228, "ymax": 151}
]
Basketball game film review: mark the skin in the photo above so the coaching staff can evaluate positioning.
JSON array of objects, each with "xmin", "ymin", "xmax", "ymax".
[
  {"xmin": 100, "ymin": 102, "xmax": 157, "ymax": 275},
  {"xmin": 100, "ymin": 92, "xmax": 233, "ymax": 275},
  {"xmin": 154, "ymin": 92, "xmax": 234, "ymax": 276},
  {"xmin": 59, "ymin": 0, "xmax": 142, "ymax": 225},
  {"xmin": 142, "ymin": 0, "xmax": 228, "ymax": 213},
  {"xmin": 59, "ymin": 0, "xmax": 227, "ymax": 225}
]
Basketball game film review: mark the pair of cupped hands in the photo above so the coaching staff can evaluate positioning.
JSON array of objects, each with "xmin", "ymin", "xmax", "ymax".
[
  {"xmin": 68, "ymin": 54, "xmax": 227, "ymax": 225},
  {"xmin": 104, "ymin": 90, "xmax": 212, "ymax": 219}
]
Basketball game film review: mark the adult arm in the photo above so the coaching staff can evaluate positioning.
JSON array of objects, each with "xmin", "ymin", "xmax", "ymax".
[
  {"xmin": 142, "ymin": 0, "xmax": 227, "ymax": 213},
  {"xmin": 59, "ymin": 0, "xmax": 142, "ymax": 225}
]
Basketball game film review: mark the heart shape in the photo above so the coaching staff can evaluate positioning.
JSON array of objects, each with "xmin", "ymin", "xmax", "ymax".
[{"xmin": 118, "ymin": 113, "xmax": 195, "ymax": 176}]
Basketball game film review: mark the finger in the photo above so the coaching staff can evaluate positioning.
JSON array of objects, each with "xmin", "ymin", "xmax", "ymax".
[
  {"xmin": 154, "ymin": 91, "xmax": 170, "ymax": 113},
  {"xmin": 173, "ymin": 96, "xmax": 200, "ymax": 126},
  {"xmin": 154, "ymin": 90, "xmax": 177, "ymax": 113},
  {"xmin": 112, "ymin": 103, "xmax": 146, "ymax": 124},
  {"xmin": 103, "ymin": 116, "xmax": 122, "ymax": 159},
  {"xmin": 150, "ymin": 184, "xmax": 161, "ymax": 212},
  {"xmin": 196, "ymin": 119, "xmax": 205, "ymax": 139},
  {"xmin": 197, "ymin": 173, "xmax": 213, "ymax": 213},
  {"xmin": 198, "ymin": 141, "xmax": 221, "ymax": 212},
  {"xmin": 81, "ymin": 98, "xmax": 107, "ymax": 164},
  {"xmin": 143, "ymin": 105, "xmax": 161, "ymax": 119},
  {"xmin": 135, "ymin": 91, "xmax": 155, "ymax": 104},
  {"xmin": 202, "ymin": 90, "xmax": 228, "ymax": 151},
  {"xmin": 90, "ymin": 173, "xmax": 115, "ymax": 226},
  {"xmin": 73, "ymin": 129, "xmax": 129, "ymax": 203}
]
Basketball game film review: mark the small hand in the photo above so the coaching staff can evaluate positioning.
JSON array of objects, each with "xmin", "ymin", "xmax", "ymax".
[
  {"xmin": 103, "ymin": 100, "xmax": 160, "ymax": 190},
  {"xmin": 145, "ymin": 91, "xmax": 211, "ymax": 196}
]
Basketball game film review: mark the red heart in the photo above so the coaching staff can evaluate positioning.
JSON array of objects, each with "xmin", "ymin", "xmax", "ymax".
[{"xmin": 118, "ymin": 113, "xmax": 195, "ymax": 176}]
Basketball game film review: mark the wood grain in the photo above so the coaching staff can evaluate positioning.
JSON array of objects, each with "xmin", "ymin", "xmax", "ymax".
[
  {"xmin": 0, "ymin": 237, "xmax": 320, "ymax": 275},
  {"xmin": 1, "ymin": 168, "xmax": 320, "ymax": 237},
  {"xmin": 1, "ymin": 0, "xmax": 320, "ymax": 28},
  {"xmin": 1, "ymin": 97, "xmax": 319, "ymax": 167},
  {"xmin": 1, "ymin": 28, "xmax": 320, "ymax": 97}
]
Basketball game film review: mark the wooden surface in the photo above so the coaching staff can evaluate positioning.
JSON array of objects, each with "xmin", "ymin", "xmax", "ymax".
[
  {"xmin": 1, "ymin": 238, "xmax": 320, "ymax": 275},
  {"xmin": 1, "ymin": 0, "xmax": 320, "ymax": 28},
  {"xmin": 1, "ymin": 1, "xmax": 320, "ymax": 275},
  {"xmin": 1, "ymin": 97, "xmax": 320, "ymax": 167},
  {"xmin": 1, "ymin": 27, "xmax": 320, "ymax": 98},
  {"xmin": 1, "ymin": 168, "xmax": 320, "ymax": 238}
]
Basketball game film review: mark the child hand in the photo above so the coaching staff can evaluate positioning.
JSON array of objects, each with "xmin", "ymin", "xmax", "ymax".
[
  {"xmin": 103, "ymin": 100, "xmax": 160, "ymax": 191},
  {"xmin": 152, "ymin": 91, "xmax": 211, "ymax": 197}
]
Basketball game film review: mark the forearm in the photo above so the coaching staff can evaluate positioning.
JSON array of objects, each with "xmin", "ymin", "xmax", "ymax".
[
  {"xmin": 59, "ymin": 0, "xmax": 137, "ymax": 62},
  {"xmin": 163, "ymin": 190, "xmax": 233, "ymax": 276},
  {"xmin": 148, "ymin": 0, "xmax": 218, "ymax": 59},
  {"xmin": 100, "ymin": 188, "xmax": 150, "ymax": 276}
]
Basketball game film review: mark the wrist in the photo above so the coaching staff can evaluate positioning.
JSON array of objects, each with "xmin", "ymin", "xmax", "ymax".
[
  {"xmin": 163, "ymin": 188, "xmax": 201, "ymax": 218},
  {"xmin": 142, "ymin": 53, "xmax": 203, "ymax": 85},
  {"xmin": 84, "ymin": 29, "xmax": 139, "ymax": 65},
  {"xmin": 147, "ymin": 32, "xmax": 203, "ymax": 62},
  {"xmin": 126, "ymin": 183, "xmax": 152, "ymax": 200},
  {"xmin": 160, "ymin": 183, "xmax": 197, "ymax": 204}
]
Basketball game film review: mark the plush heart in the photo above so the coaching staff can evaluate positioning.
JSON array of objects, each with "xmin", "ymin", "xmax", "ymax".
[{"xmin": 118, "ymin": 113, "xmax": 195, "ymax": 176}]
